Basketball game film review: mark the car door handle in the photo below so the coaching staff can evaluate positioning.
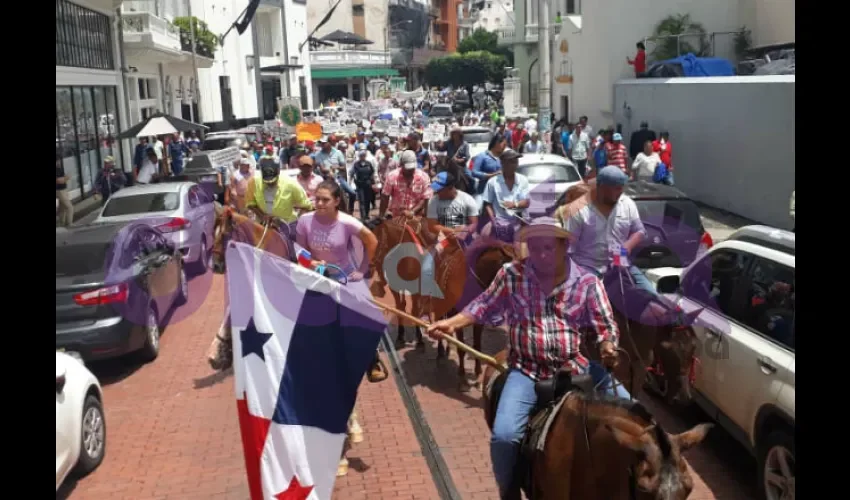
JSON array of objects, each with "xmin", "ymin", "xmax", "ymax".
[{"xmin": 757, "ymin": 357, "xmax": 777, "ymax": 374}]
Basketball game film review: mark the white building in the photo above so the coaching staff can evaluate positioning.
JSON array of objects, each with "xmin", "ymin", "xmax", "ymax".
[
  {"xmin": 497, "ymin": 0, "xmax": 795, "ymax": 127},
  {"xmin": 307, "ymin": 0, "xmax": 394, "ymax": 107},
  {"xmin": 468, "ymin": 0, "xmax": 515, "ymax": 33},
  {"xmin": 57, "ymin": 0, "xmax": 131, "ymax": 201}
]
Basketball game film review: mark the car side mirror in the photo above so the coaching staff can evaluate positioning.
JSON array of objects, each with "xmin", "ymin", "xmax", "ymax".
[
  {"xmin": 656, "ymin": 275, "xmax": 681, "ymax": 295},
  {"xmin": 56, "ymin": 367, "xmax": 66, "ymax": 393}
]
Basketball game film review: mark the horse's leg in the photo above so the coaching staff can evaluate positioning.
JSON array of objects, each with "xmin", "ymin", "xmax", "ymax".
[
  {"xmin": 472, "ymin": 323, "xmax": 484, "ymax": 389},
  {"xmin": 392, "ymin": 290, "xmax": 406, "ymax": 348},
  {"xmin": 412, "ymin": 294, "xmax": 425, "ymax": 350},
  {"xmin": 455, "ymin": 311, "xmax": 472, "ymax": 392},
  {"xmin": 207, "ymin": 305, "xmax": 233, "ymax": 371}
]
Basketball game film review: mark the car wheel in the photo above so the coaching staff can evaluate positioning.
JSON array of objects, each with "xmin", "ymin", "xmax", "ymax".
[
  {"xmin": 191, "ymin": 238, "xmax": 209, "ymax": 276},
  {"xmin": 175, "ymin": 264, "xmax": 188, "ymax": 306},
  {"xmin": 73, "ymin": 394, "xmax": 106, "ymax": 476},
  {"xmin": 758, "ymin": 430, "xmax": 795, "ymax": 500},
  {"xmin": 138, "ymin": 304, "xmax": 160, "ymax": 362}
]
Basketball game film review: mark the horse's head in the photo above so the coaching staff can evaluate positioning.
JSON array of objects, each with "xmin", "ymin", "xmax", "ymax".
[
  {"xmin": 212, "ymin": 206, "xmax": 235, "ymax": 274},
  {"xmin": 606, "ymin": 418, "xmax": 713, "ymax": 500}
]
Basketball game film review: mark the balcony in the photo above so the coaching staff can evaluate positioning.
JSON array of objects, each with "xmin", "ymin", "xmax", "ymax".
[
  {"xmin": 497, "ymin": 23, "xmax": 563, "ymax": 45},
  {"xmin": 309, "ymin": 50, "xmax": 391, "ymax": 68},
  {"xmin": 122, "ymin": 11, "xmax": 214, "ymax": 68}
]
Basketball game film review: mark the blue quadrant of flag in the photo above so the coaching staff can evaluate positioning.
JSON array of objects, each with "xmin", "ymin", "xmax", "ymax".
[{"xmin": 271, "ymin": 289, "xmax": 384, "ymax": 434}]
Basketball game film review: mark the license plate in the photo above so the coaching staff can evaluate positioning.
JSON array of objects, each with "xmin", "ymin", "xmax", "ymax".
[{"xmin": 201, "ymin": 175, "xmax": 217, "ymax": 183}]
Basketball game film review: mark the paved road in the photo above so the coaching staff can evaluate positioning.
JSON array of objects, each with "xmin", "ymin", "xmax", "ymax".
[{"xmin": 61, "ymin": 268, "xmax": 758, "ymax": 500}]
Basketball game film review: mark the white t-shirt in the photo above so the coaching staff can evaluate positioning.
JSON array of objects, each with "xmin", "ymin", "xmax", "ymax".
[
  {"xmin": 137, "ymin": 160, "xmax": 157, "ymax": 184},
  {"xmin": 569, "ymin": 131, "xmax": 591, "ymax": 160},
  {"xmin": 152, "ymin": 140, "xmax": 164, "ymax": 160},
  {"xmin": 264, "ymin": 185, "xmax": 279, "ymax": 213},
  {"xmin": 632, "ymin": 152, "xmax": 661, "ymax": 181}
]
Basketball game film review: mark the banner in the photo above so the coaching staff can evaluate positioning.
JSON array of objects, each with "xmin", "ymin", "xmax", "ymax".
[{"xmin": 295, "ymin": 122, "xmax": 323, "ymax": 142}]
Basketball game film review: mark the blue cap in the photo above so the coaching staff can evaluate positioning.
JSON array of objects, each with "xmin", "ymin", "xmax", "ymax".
[
  {"xmin": 613, "ymin": 133, "xmax": 623, "ymax": 141},
  {"xmin": 597, "ymin": 166, "xmax": 629, "ymax": 186},
  {"xmin": 431, "ymin": 171, "xmax": 456, "ymax": 192}
]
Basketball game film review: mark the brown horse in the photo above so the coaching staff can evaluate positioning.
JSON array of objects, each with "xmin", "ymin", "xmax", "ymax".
[
  {"xmin": 206, "ymin": 206, "xmax": 293, "ymax": 370},
  {"xmin": 647, "ymin": 325, "xmax": 702, "ymax": 404},
  {"xmin": 482, "ymin": 350, "xmax": 713, "ymax": 499},
  {"xmin": 366, "ymin": 215, "xmax": 440, "ymax": 349}
]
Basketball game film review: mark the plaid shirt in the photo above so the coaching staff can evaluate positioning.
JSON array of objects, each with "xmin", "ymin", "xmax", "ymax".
[
  {"xmin": 605, "ymin": 143, "xmax": 629, "ymax": 174},
  {"xmin": 463, "ymin": 261, "xmax": 619, "ymax": 381},
  {"xmin": 381, "ymin": 168, "xmax": 433, "ymax": 215}
]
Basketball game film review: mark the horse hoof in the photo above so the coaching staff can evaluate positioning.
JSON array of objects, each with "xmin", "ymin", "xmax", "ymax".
[
  {"xmin": 458, "ymin": 379, "xmax": 472, "ymax": 392},
  {"xmin": 416, "ymin": 340, "xmax": 426, "ymax": 351},
  {"xmin": 348, "ymin": 429, "xmax": 364, "ymax": 444},
  {"xmin": 337, "ymin": 459, "xmax": 349, "ymax": 477}
]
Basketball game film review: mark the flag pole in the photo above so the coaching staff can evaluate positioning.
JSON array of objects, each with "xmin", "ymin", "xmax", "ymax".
[{"xmin": 369, "ymin": 298, "xmax": 506, "ymax": 373}]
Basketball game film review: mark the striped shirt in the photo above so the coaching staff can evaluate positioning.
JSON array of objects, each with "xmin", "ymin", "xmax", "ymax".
[
  {"xmin": 605, "ymin": 142, "xmax": 629, "ymax": 174},
  {"xmin": 462, "ymin": 261, "xmax": 619, "ymax": 381}
]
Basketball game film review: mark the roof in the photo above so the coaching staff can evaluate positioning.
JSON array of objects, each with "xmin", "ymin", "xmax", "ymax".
[
  {"xmin": 311, "ymin": 68, "xmax": 400, "ymax": 80},
  {"xmin": 109, "ymin": 182, "xmax": 190, "ymax": 198},
  {"xmin": 518, "ymin": 153, "xmax": 575, "ymax": 167},
  {"xmin": 56, "ymin": 222, "xmax": 129, "ymax": 247},
  {"xmin": 726, "ymin": 225, "xmax": 795, "ymax": 256},
  {"xmin": 623, "ymin": 181, "xmax": 689, "ymax": 200}
]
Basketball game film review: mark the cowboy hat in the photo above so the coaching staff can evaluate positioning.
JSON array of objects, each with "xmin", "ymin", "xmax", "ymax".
[{"xmin": 517, "ymin": 216, "xmax": 572, "ymax": 242}]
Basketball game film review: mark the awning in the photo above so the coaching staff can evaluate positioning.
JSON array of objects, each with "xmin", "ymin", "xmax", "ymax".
[{"xmin": 311, "ymin": 68, "xmax": 400, "ymax": 80}]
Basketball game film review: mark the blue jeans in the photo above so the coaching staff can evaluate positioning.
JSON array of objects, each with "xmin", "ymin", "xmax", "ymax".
[
  {"xmin": 490, "ymin": 364, "xmax": 631, "ymax": 497},
  {"xmin": 662, "ymin": 171, "xmax": 675, "ymax": 186},
  {"xmin": 628, "ymin": 264, "xmax": 658, "ymax": 297}
]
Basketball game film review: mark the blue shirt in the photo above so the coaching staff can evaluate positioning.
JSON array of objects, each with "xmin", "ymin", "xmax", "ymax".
[
  {"xmin": 168, "ymin": 141, "xmax": 188, "ymax": 168},
  {"xmin": 483, "ymin": 173, "xmax": 530, "ymax": 219},
  {"xmin": 471, "ymin": 151, "xmax": 502, "ymax": 194},
  {"xmin": 561, "ymin": 130, "xmax": 572, "ymax": 153}
]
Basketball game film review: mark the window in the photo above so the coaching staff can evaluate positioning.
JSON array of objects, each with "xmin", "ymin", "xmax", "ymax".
[
  {"xmin": 102, "ymin": 192, "xmax": 181, "ymax": 217},
  {"xmin": 681, "ymin": 249, "xmax": 753, "ymax": 319},
  {"xmin": 56, "ymin": 0, "xmax": 114, "ymax": 70},
  {"xmin": 741, "ymin": 258, "xmax": 795, "ymax": 350}
]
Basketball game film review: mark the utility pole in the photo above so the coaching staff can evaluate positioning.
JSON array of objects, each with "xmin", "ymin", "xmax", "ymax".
[
  {"xmin": 536, "ymin": 0, "xmax": 551, "ymax": 134},
  {"xmin": 187, "ymin": 0, "xmax": 203, "ymax": 127}
]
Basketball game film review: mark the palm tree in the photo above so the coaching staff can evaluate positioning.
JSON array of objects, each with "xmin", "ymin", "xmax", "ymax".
[{"xmin": 650, "ymin": 14, "xmax": 709, "ymax": 61}]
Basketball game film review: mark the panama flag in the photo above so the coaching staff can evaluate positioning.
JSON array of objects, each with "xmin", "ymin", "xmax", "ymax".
[{"xmin": 225, "ymin": 241, "xmax": 386, "ymax": 499}]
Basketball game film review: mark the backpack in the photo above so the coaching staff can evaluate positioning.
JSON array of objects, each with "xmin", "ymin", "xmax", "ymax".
[{"xmin": 653, "ymin": 162, "xmax": 669, "ymax": 183}]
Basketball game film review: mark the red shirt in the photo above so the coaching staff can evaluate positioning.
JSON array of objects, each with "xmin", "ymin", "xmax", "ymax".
[
  {"xmin": 652, "ymin": 139, "xmax": 673, "ymax": 170},
  {"xmin": 632, "ymin": 49, "xmax": 646, "ymax": 74}
]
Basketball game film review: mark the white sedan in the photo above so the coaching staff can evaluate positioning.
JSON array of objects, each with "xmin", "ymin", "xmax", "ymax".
[
  {"xmin": 517, "ymin": 154, "xmax": 583, "ymax": 217},
  {"xmin": 56, "ymin": 352, "xmax": 106, "ymax": 490}
]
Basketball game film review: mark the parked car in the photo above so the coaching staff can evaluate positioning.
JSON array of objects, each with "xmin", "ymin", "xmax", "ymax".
[
  {"xmin": 180, "ymin": 148, "xmax": 241, "ymax": 202},
  {"xmin": 93, "ymin": 182, "xmax": 216, "ymax": 275},
  {"xmin": 518, "ymin": 154, "xmax": 583, "ymax": 217},
  {"xmin": 655, "ymin": 225, "xmax": 795, "ymax": 500},
  {"xmin": 56, "ymin": 352, "xmax": 105, "ymax": 490},
  {"xmin": 201, "ymin": 131, "xmax": 251, "ymax": 151},
  {"xmin": 56, "ymin": 222, "xmax": 188, "ymax": 362},
  {"xmin": 554, "ymin": 181, "xmax": 714, "ymax": 270},
  {"xmin": 461, "ymin": 126, "xmax": 493, "ymax": 161}
]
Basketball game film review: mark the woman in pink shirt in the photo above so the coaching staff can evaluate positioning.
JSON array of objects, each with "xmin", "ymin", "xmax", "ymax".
[{"xmin": 294, "ymin": 179, "xmax": 383, "ymax": 476}]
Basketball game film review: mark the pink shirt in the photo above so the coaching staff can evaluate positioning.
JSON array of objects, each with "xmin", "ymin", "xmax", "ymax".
[
  {"xmin": 296, "ymin": 173, "xmax": 324, "ymax": 203},
  {"xmin": 295, "ymin": 211, "xmax": 364, "ymax": 274}
]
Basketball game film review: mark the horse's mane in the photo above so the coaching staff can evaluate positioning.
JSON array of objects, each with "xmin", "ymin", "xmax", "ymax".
[{"xmin": 571, "ymin": 393, "xmax": 673, "ymax": 457}]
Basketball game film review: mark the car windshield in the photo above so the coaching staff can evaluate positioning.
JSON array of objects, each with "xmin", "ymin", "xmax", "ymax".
[
  {"xmin": 635, "ymin": 199, "xmax": 703, "ymax": 231},
  {"xmin": 519, "ymin": 164, "xmax": 581, "ymax": 183},
  {"xmin": 102, "ymin": 193, "xmax": 181, "ymax": 217},
  {"xmin": 202, "ymin": 136, "xmax": 245, "ymax": 151},
  {"xmin": 464, "ymin": 131, "xmax": 492, "ymax": 144},
  {"xmin": 430, "ymin": 106, "xmax": 453, "ymax": 117}
]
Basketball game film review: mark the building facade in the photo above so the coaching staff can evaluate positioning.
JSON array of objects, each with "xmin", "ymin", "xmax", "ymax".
[
  {"xmin": 307, "ymin": 0, "xmax": 395, "ymax": 107},
  {"xmin": 56, "ymin": 0, "xmax": 130, "ymax": 201},
  {"xmin": 498, "ymin": 0, "xmax": 794, "ymax": 128}
]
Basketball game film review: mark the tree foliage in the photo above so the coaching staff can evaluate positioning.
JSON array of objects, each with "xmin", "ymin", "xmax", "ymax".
[
  {"xmin": 650, "ymin": 14, "xmax": 709, "ymax": 61},
  {"xmin": 457, "ymin": 28, "xmax": 514, "ymax": 66},
  {"xmin": 173, "ymin": 16, "xmax": 219, "ymax": 58},
  {"xmin": 425, "ymin": 51, "xmax": 507, "ymax": 90}
]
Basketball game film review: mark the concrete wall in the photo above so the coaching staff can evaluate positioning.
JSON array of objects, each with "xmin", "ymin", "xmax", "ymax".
[{"xmin": 614, "ymin": 76, "xmax": 795, "ymax": 230}]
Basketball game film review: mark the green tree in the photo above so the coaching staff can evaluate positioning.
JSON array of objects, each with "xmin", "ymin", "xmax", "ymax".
[
  {"xmin": 425, "ymin": 51, "xmax": 507, "ymax": 98},
  {"xmin": 650, "ymin": 14, "xmax": 709, "ymax": 61},
  {"xmin": 457, "ymin": 28, "xmax": 514, "ymax": 66}
]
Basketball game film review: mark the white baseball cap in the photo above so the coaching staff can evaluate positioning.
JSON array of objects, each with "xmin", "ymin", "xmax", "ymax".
[{"xmin": 400, "ymin": 150, "xmax": 417, "ymax": 170}]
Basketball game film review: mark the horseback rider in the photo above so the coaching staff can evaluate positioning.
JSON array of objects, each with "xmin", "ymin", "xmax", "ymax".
[
  {"xmin": 481, "ymin": 148, "xmax": 530, "ymax": 243},
  {"xmin": 378, "ymin": 150, "xmax": 433, "ymax": 218},
  {"xmin": 561, "ymin": 166, "xmax": 656, "ymax": 295},
  {"xmin": 426, "ymin": 217, "xmax": 628, "ymax": 500},
  {"xmin": 245, "ymin": 158, "xmax": 313, "ymax": 234}
]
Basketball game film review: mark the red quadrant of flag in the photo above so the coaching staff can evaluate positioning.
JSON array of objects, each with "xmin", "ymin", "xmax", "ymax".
[{"xmin": 236, "ymin": 393, "xmax": 272, "ymax": 500}]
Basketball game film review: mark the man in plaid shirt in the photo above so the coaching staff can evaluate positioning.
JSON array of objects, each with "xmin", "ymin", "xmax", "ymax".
[
  {"xmin": 427, "ymin": 217, "xmax": 627, "ymax": 499},
  {"xmin": 378, "ymin": 150, "xmax": 433, "ymax": 217}
]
